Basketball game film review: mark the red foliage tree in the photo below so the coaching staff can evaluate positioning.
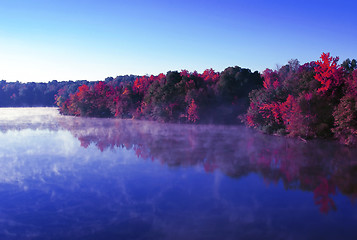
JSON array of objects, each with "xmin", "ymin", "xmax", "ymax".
[
  {"xmin": 262, "ymin": 69, "xmax": 280, "ymax": 90},
  {"xmin": 280, "ymin": 95, "xmax": 304, "ymax": 136},
  {"xmin": 333, "ymin": 94, "xmax": 357, "ymax": 145},
  {"xmin": 200, "ymin": 68, "xmax": 220, "ymax": 83},
  {"xmin": 187, "ymin": 99, "xmax": 200, "ymax": 123},
  {"xmin": 314, "ymin": 52, "xmax": 343, "ymax": 94},
  {"xmin": 133, "ymin": 76, "xmax": 157, "ymax": 95}
]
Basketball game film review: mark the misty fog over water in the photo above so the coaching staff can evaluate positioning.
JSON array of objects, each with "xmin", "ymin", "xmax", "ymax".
[{"xmin": 0, "ymin": 108, "xmax": 356, "ymax": 240}]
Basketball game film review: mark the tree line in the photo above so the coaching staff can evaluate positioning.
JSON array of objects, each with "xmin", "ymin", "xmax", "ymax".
[
  {"xmin": 55, "ymin": 67, "xmax": 262, "ymax": 124},
  {"xmin": 55, "ymin": 53, "xmax": 357, "ymax": 145},
  {"xmin": 1, "ymin": 53, "xmax": 357, "ymax": 145},
  {"xmin": 0, "ymin": 75, "xmax": 137, "ymax": 107}
]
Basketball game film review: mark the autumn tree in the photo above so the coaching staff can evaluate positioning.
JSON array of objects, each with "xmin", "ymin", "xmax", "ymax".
[
  {"xmin": 187, "ymin": 99, "xmax": 199, "ymax": 123},
  {"xmin": 333, "ymin": 69, "xmax": 357, "ymax": 145},
  {"xmin": 314, "ymin": 52, "xmax": 344, "ymax": 99}
]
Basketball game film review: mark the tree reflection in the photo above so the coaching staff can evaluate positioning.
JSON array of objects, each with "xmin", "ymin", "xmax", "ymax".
[{"xmin": 59, "ymin": 117, "xmax": 357, "ymax": 214}]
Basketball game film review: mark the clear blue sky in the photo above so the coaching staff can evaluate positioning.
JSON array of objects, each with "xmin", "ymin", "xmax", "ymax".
[{"xmin": 0, "ymin": 0, "xmax": 356, "ymax": 82}]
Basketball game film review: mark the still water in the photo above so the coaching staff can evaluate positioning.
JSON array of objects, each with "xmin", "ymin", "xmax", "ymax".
[{"xmin": 0, "ymin": 108, "xmax": 356, "ymax": 240}]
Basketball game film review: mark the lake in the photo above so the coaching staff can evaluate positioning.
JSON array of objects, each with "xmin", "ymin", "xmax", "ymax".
[{"xmin": 0, "ymin": 108, "xmax": 356, "ymax": 240}]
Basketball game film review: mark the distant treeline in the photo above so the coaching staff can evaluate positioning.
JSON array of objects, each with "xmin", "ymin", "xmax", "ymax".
[{"xmin": 0, "ymin": 75, "xmax": 137, "ymax": 107}]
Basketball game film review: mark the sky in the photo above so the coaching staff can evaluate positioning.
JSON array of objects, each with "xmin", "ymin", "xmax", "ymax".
[{"xmin": 0, "ymin": 0, "xmax": 356, "ymax": 83}]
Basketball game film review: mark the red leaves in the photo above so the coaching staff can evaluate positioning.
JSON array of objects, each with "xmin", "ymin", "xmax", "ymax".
[
  {"xmin": 180, "ymin": 69, "xmax": 190, "ymax": 78},
  {"xmin": 345, "ymin": 69, "xmax": 357, "ymax": 96},
  {"xmin": 280, "ymin": 95, "xmax": 297, "ymax": 125},
  {"xmin": 246, "ymin": 113, "xmax": 255, "ymax": 127},
  {"xmin": 262, "ymin": 69, "xmax": 280, "ymax": 90},
  {"xmin": 185, "ymin": 79, "xmax": 196, "ymax": 90},
  {"xmin": 333, "ymin": 95, "xmax": 357, "ymax": 145},
  {"xmin": 180, "ymin": 69, "xmax": 220, "ymax": 83},
  {"xmin": 133, "ymin": 76, "xmax": 157, "ymax": 95},
  {"xmin": 94, "ymin": 81, "xmax": 107, "ymax": 93},
  {"xmin": 279, "ymin": 95, "xmax": 311, "ymax": 137},
  {"xmin": 314, "ymin": 52, "xmax": 343, "ymax": 94},
  {"xmin": 246, "ymin": 53, "xmax": 355, "ymax": 141},
  {"xmin": 56, "ymin": 68, "xmax": 228, "ymax": 123},
  {"xmin": 60, "ymin": 82, "xmax": 116, "ymax": 117},
  {"xmin": 259, "ymin": 102, "xmax": 282, "ymax": 123},
  {"xmin": 201, "ymin": 68, "xmax": 220, "ymax": 82},
  {"xmin": 77, "ymin": 84, "xmax": 89, "ymax": 97},
  {"xmin": 247, "ymin": 95, "xmax": 299, "ymax": 132},
  {"xmin": 187, "ymin": 99, "xmax": 199, "ymax": 123}
]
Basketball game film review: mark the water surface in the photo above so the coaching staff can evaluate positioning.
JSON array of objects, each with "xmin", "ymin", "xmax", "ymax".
[{"xmin": 0, "ymin": 108, "xmax": 356, "ymax": 240}]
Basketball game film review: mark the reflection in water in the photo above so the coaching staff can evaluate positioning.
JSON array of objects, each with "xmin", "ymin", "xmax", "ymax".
[
  {"xmin": 0, "ymin": 108, "xmax": 357, "ymax": 239},
  {"xmin": 58, "ymin": 115, "xmax": 357, "ymax": 214}
]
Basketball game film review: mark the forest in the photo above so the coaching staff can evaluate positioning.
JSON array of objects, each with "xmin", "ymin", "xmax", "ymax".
[
  {"xmin": 55, "ymin": 67, "xmax": 262, "ymax": 124},
  {"xmin": 0, "ymin": 75, "xmax": 136, "ymax": 107},
  {"xmin": 1, "ymin": 53, "xmax": 357, "ymax": 145}
]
